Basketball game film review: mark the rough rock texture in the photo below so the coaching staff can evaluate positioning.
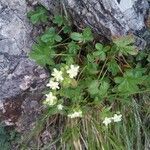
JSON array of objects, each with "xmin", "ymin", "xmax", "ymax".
[
  {"xmin": 0, "ymin": 0, "xmax": 48, "ymax": 126},
  {"xmin": 39, "ymin": 0, "xmax": 149, "ymax": 48}
]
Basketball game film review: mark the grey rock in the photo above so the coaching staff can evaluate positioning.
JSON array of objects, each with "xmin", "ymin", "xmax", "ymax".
[
  {"xmin": 0, "ymin": 0, "xmax": 48, "ymax": 126},
  {"xmin": 38, "ymin": 0, "xmax": 149, "ymax": 47}
]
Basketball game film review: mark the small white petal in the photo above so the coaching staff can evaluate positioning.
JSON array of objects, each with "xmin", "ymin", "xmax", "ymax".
[
  {"xmin": 103, "ymin": 117, "xmax": 112, "ymax": 126},
  {"xmin": 44, "ymin": 92, "xmax": 57, "ymax": 106},
  {"xmin": 68, "ymin": 110, "xmax": 82, "ymax": 118},
  {"xmin": 112, "ymin": 114, "xmax": 122, "ymax": 122},
  {"xmin": 67, "ymin": 65, "xmax": 79, "ymax": 79},
  {"xmin": 47, "ymin": 79, "xmax": 59, "ymax": 90},
  {"xmin": 57, "ymin": 104, "xmax": 64, "ymax": 110},
  {"xmin": 52, "ymin": 68, "xmax": 64, "ymax": 82}
]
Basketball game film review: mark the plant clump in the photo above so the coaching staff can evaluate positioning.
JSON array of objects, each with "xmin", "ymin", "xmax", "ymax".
[{"xmin": 25, "ymin": 6, "xmax": 150, "ymax": 150}]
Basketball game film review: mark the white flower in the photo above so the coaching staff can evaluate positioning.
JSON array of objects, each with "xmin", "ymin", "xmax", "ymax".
[
  {"xmin": 68, "ymin": 110, "xmax": 82, "ymax": 118},
  {"xmin": 112, "ymin": 114, "xmax": 122, "ymax": 122},
  {"xmin": 103, "ymin": 117, "xmax": 112, "ymax": 126},
  {"xmin": 67, "ymin": 65, "xmax": 79, "ymax": 78},
  {"xmin": 57, "ymin": 104, "xmax": 64, "ymax": 110},
  {"xmin": 52, "ymin": 68, "xmax": 63, "ymax": 82},
  {"xmin": 43, "ymin": 92, "xmax": 57, "ymax": 106},
  {"xmin": 46, "ymin": 79, "xmax": 59, "ymax": 90}
]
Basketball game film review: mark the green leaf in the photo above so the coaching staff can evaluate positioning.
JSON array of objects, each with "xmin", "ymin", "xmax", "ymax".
[
  {"xmin": 29, "ymin": 44, "xmax": 55, "ymax": 66},
  {"xmin": 93, "ymin": 50, "xmax": 106, "ymax": 61},
  {"xmin": 63, "ymin": 25, "xmax": 72, "ymax": 33},
  {"xmin": 99, "ymin": 81, "xmax": 110, "ymax": 97},
  {"xmin": 82, "ymin": 27, "xmax": 93, "ymax": 42},
  {"xmin": 68, "ymin": 41, "xmax": 80, "ymax": 54},
  {"xmin": 88, "ymin": 80, "xmax": 100, "ymax": 95},
  {"xmin": 64, "ymin": 56, "xmax": 74, "ymax": 65},
  {"xmin": 27, "ymin": 6, "xmax": 48, "ymax": 24},
  {"xmin": 47, "ymin": 27, "xmax": 55, "ymax": 33},
  {"xmin": 114, "ymin": 68, "xmax": 148, "ymax": 94},
  {"xmin": 41, "ymin": 34, "xmax": 52, "ymax": 43},
  {"xmin": 70, "ymin": 27, "xmax": 93, "ymax": 42},
  {"xmin": 107, "ymin": 59, "xmax": 120, "ymax": 75},
  {"xmin": 70, "ymin": 32, "xmax": 83, "ymax": 41},
  {"xmin": 59, "ymin": 87, "xmax": 84, "ymax": 102},
  {"xmin": 41, "ymin": 27, "xmax": 62, "ymax": 43},
  {"xmin": 147, "ymin": 54, "xmax": 150, "ymax": 62},
  {"xmin": 41, "ymin": 27, "xmax": 56, "ymax": 43},
  {"xmin": 53, "ymin": 15, "xmax": 64, "ymax": 26},
  {"xmin": 115, "ymin": 76, "xmax": 139, "ymax": 93},
  {"xmin": 95, "ymin": 43, "xmax": 103, "ymax": 51},
  {"xmin": 113, "ymin": 35, "xmax": 138, "ymax": 56},
  {"xmin": 86, "ymin": 63, "xmax": 99, "ymax": 74},
  {"xmin": 55, "ymin": 35, "xmax": 62, "ymax": 42},
  {"xmin": 95, "ymin": 43, "xmax": 106, "ymax": 61},
  {"xmin": 98, "ymin": 51, "xmax": 106, "ymax": 61},
  {"xmin": 136, "ymin": 52, "xmax": 147, "ymax": 61},
  {"xmin": 87, "ymin": 54, "xmax": 94, "ymax": 62}
]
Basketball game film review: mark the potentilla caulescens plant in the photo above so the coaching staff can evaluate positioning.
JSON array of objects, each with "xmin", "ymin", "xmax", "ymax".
[{"xmin": 27, "ymin": 6, "xmax": 150, "ymax": 149}]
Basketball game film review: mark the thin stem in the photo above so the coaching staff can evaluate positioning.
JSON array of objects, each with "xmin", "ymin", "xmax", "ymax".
[{"xmin": 98, "ymin": 58, "xmax": 108, "ymax": 79}]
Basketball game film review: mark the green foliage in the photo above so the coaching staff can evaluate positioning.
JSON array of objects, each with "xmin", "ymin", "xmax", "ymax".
[
  {"xmin": 114, "ymin": 68, "xmax": 148, "ymax": 94},
  {"xmin": 70, "ymin": 27, "xmax": 93, "ymax": 42},
  {"xmin": 26, "ymin": 6, "xmax": 150, "ymax": 150},
  {"xmin": 88, "ymin": 80, "xmax": 100, "ymax": 95},
  {"xmin": 41, "ymin": 27, "xmax": 62, "ymax": 43},
  {"xmin": 53, "ymin": 15, "xmax": 64, "ymax": 27},
  {"xmin": 68, "ymin": 41, "xmax": 80, "ymax": 54},
  {"xmin": 95, "ymin": 43, "xmax": 107, "ymax": 60},
  {"xmin": 113, "ymin": 35, "xmax": 138, "ymax": 55},
  {"xmin": 29, "ymin": 40, "xmax": 55, "ymax": 66},
  {"xmin": 99, "ymin": 80, "xmax": 110, "ymax": 97},
  {"xmin": 27, "ymin": 6, "xmax": 48, "ymax": 24},
  {"xmin": 107, "ymin": 59, "xmax": 120, "ymax": 75}
]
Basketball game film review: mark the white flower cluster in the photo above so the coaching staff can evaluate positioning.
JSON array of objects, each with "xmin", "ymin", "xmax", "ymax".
[
  {"xmin": 43, "ymin": 65, "xmax": 80, "ymax": 110},
  {"xmin": 68, "ymin": 110, "xmax": 82, "ymax": 118},
  {"xmin": 103, "ymin": 113, "xmax": 122, "ymax": 126}
]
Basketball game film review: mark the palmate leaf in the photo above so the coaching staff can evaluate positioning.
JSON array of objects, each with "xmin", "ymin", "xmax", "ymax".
[
  {"xmin": 82, "ymin": 27, "xmax": 93, "ymax": 42},
  {"xmin": 70, "ymin": 32, "xmax": 83, "ymax": 41},
  {"xmin": 107, "ymin": 59, "xmax": 120, "ymax": 75},
  {"xmin": 95, "ymin": 43, "xmax": 106, "ymax": 61},
  {"xmin": 68, "ymin": 41, "xmax": 80, "ymax": 54},
  {"xmin": 113, "ymin": 35, "xmax": 138, "ymax": 56},
  {"xmin": 41, "ymin": 27, "xmax": 62, "ymax": 43},
  {"xmin": 63, "ymin": 25, "xmax": 72, "ymax": 34},
  {"xmin": 115, "ymin": 76, "xmax": 139, "ymax": 93},
  {"xmin": 59, "ymin": 87, "xmax": 84, "ymax": 102},
  {"xmin": 99, "ymin": 81, "xmax": 110, "ymax": 97},
  {"xmin": 86, "ymin": 63, "xmax": 99, "ymax": 74},
  {"xmin": 70, "ymin": 27, "xmax": 93, "ymax": 43},
  {"xmin": 88, "ymin": 80, "xmax": 100, "ymax": 95},
  {"xmin": 27, "ymin": 6, "xmax": 48, "ymax": 24},
  {"xmin": 53, "ymin": 15, "xmax": 64, "ymax": 27},
  {"xmin": 29, "ymin": 44, "xmax": 55, "ymax": 66},
  {"xmin": 114, "ymin": 68, "xmax": 148, "ymax": 94}
]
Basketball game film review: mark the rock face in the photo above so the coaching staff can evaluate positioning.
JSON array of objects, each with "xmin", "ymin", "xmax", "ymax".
[
  {"xmin": 39, "ymin": 0, "xmax": 149, "ymax": 47},
  {"xmin": 0, "ymin": 0, "xmax": 48, "ymax": 126}
]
